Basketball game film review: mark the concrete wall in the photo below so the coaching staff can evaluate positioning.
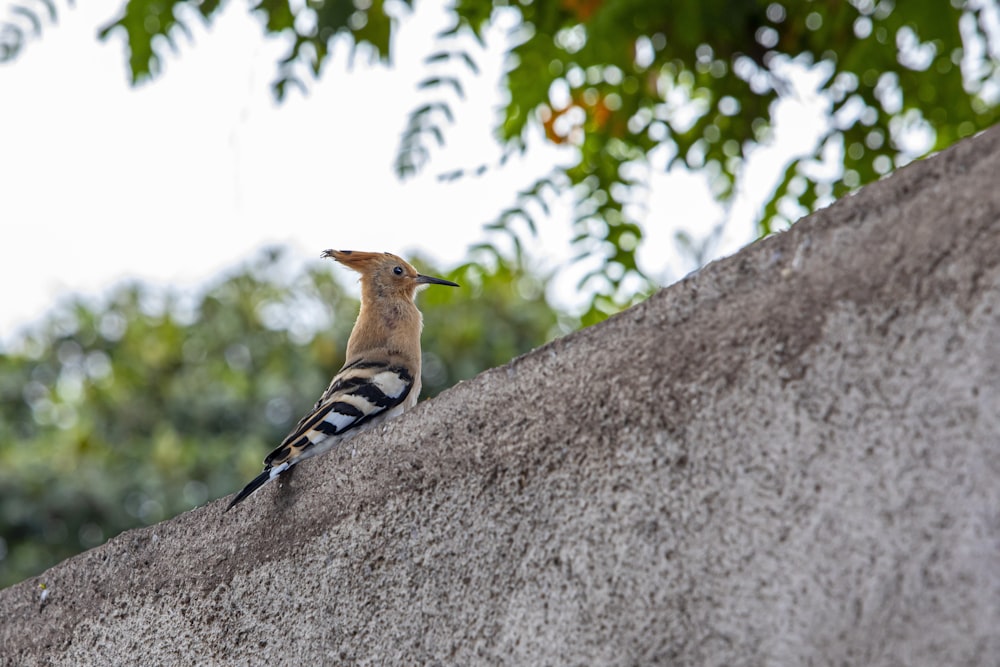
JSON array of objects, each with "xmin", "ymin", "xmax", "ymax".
[{"xmin": 2, "ymin": 126, "xmax": 999, "ymax": 666}]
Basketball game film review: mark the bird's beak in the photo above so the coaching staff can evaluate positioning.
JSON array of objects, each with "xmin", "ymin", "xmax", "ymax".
[{"xmin": 415, "ymin": 274, "xmax": 459, "ymax": 287}]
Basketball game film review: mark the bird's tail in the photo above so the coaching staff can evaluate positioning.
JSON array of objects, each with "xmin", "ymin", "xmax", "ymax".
[{"xmin": 225, "ymin": 462, "xmax": 290, "ymax": 512}]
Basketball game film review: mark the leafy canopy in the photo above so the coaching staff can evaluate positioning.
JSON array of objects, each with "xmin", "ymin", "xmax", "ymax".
[{"xmin": 2, "ymin": 0, "xmax": 998, "ymax": 319}]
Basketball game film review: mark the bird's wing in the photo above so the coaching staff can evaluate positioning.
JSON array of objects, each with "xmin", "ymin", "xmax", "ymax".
[
  {"xmin": 265, "ymin": 360, "xmax": 415, "ymax": 467},
  {"xmin": 225, "ymin": 360, "xmax": 414, "ymax": 511}
]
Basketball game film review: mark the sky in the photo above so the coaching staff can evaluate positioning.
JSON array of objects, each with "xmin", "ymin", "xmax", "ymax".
[{"xmin": 0, "ymin": 0, "xmax": 829, "ymax": 347}]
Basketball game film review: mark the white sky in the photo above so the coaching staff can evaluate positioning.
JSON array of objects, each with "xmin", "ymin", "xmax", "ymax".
[{"xmin": 0, "ymin": 0, "xmax": 829, "ymax": 347}]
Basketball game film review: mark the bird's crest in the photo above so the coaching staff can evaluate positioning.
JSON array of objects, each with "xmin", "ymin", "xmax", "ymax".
[
  {"xmin": 322, "ymin": 250, "xmax": 411, "ymax": 275},
  {"xmin": 321, "ymin": 249, "xmax": 458, "ymax": 296}
]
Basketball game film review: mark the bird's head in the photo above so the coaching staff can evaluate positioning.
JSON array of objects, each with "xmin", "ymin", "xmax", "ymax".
[{"xmin": 322, "ymin": 249, "xmax": 459, "ymax": 300}]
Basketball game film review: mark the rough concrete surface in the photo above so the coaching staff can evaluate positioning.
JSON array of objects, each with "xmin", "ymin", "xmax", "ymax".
[{"xmin": 2, "ymin": 126, "xmax": 1000, "ymax": 666}]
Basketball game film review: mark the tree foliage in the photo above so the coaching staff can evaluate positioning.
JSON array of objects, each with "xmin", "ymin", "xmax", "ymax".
[
  {"xmin": 0, "ymin": 248, "xmax": 561, "ymax": 588},
  {"xmin": 415, "ymin": 0, "xmax": 1000, "ymax": 320},
  {"xmin": 4, "ymin": 0, "xmax": 998, "ymax": 319}
]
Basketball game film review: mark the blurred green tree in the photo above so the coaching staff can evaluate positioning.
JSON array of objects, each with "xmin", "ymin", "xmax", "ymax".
[
  {"xmin": 0, "ymin": 247, "xmax": 561, "ymax": 588},
  {"xmin": 3, "ymin": 0, "xmax": 997, "ymax": 320}
]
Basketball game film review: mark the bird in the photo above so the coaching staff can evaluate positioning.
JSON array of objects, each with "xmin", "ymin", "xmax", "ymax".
[{"xmin": 225, "ymin": 249, "xmax": 459, "ymax": 511}]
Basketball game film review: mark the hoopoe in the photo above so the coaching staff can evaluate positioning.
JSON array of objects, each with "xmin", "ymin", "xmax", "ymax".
[{"xmin": 225, "ymin": 250, "xmax": 458, "ymax": 511}]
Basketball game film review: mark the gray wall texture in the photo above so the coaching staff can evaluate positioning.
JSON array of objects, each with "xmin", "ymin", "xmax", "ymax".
[{"xmin": 2, "ymin": 126, "xmax": 999, "ymax": 666}]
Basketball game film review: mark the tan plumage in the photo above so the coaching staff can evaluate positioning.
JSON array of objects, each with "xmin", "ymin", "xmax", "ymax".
[{"xmin": 225, "ymin": 250, "xmax": 458, "ymax": 511}]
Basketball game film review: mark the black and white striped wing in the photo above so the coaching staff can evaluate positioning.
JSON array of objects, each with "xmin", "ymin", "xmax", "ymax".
[
  {"xmin": 265, "ymin": 361, "xmax": 414, "ymax": 467},
  {"xmin": 225, "ymin": 361, "xmax": 413, "ymax": 510}
]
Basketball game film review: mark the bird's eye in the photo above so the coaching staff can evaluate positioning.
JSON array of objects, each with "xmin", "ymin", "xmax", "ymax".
[{"xmin": 393, "ymin": 266, "xmax": 404, "ymax": 276}]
